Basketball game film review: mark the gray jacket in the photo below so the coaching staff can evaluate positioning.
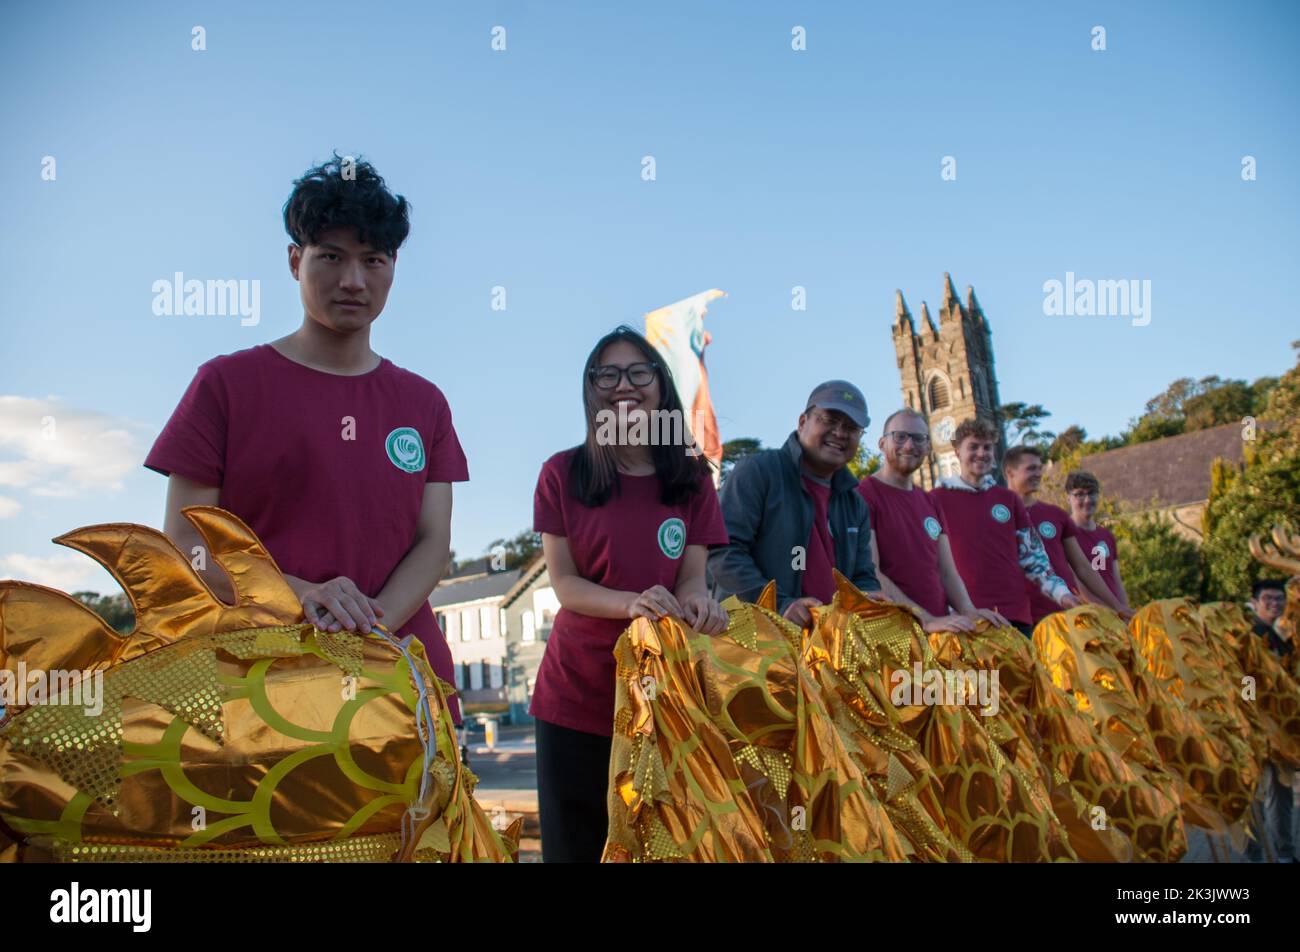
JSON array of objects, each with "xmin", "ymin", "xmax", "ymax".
[{"xmin": 708, "ymin": 432, "xmax": 881, "ymax": 611}]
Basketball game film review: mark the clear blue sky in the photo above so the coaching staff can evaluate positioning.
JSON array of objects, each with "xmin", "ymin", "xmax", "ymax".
[{"xmin": 3, "ymin": 1, "xmax": 1297, "ymax": 595}]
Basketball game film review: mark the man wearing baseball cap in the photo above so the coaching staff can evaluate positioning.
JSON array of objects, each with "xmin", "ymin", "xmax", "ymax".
[{"xmin": 709, "ymin": 380, "xmax": 881, "ymax": 626}]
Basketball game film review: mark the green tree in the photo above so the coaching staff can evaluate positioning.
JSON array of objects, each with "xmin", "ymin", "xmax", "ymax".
[
  {"xmin": 721, "ymin": 437, "xmax": 764, "ymax": 484},
  {"xmin": 71, "ymin": 591, "xmax": 135, "ymax": 634},
  {"xmin": 1182, "ymin": 379, "xmax": 1254, "ymax": 431},
  {"xmin": 1124, "ymin": 414, "xmax": 1185, "ymax": 445},
  {"xmin": 1200, "ymin": 456, "xmax": 1239, "ymax": 541},
  {"xmin": 1141, "ymin": 376, "xmax": 1200, "ymax": 421},
  {"xmin": 1111, "ymin": 515, "xmax": 1203, "ymax": 605},
  {"xmin": 847, "ymin": 444, "xmax": 882, "ymax": 480},
  {"xmin": 1122, "ymin": 374, "xmax": 1278, "ymax": 446},
  {"xmin": 1077, "ymin": 433, "xmax": 1126, "ymax": 456},
  {"xmin": 1249, "ymin": 376, "xmax": 1279, "ymax": 415},
  {"xmin": 1200, "ymin": 345, "xmax": 1300, "ymax": 599},
  {"xmin": 486, "ymin": 529, "xmax": 542, "ymax": 571},
  {"xmin": 1048, "ymin": 424, "xmax": 1087, "ymax": 461},
  {"xmin": 1000, "ymin": 402, "xmax": 1054, "ymax": 448}
]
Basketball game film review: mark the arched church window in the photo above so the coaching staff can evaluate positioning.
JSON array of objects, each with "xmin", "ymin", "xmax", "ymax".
[{"xmin": 928, "ymin": 375, "xmax": 950, "ymax": 410}]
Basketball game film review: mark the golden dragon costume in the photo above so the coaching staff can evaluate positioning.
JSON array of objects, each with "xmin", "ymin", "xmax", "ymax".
[
  {"xmin": 0, "ymin": 507, "xmax": 516, "ymax": 862},
  {"xmin": 606, "ymin": 574, "xmax": 1198, "ymax": 862}
]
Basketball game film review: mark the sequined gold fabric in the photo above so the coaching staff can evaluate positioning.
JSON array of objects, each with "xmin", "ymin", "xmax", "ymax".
[
  {"xmin": 0, "ymin": 506, "xmax": 516, "ymax": 863},
  {"xmin": 927, "ymin": 624, "xmax": 1140, "ymax": 862},
  {"xmin": 1128, "ymin": 599, "xmax": 1259, "ymax": 826},
  {"xmin": 1033, "ymin": 607, "xmax": 1195, "ymax": 859},
  {"xmin": 609, "ymin": 574, "xmax": 1190, "ymax": 862},
  {"xmin": 604, "ymin": 580, "xmax": 916, "ymax": 862},
  {"xmin": 813, "ymin": 583, "xmax": 1076, "ymax": 862}
]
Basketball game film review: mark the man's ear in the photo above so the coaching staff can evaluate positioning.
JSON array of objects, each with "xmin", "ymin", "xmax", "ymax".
[{"xmin": 288, "ymin": 243, "xmax": 302, "ymax": 280}]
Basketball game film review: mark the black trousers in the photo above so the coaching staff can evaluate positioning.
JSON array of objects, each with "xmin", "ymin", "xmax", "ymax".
[
  {"xmin": 535, "ymin": 717, "xmax": 612, "ymax": 863},
  {"xmin": 1012, "ymin": 620, "xmax": 1035, "ymax": 638}
]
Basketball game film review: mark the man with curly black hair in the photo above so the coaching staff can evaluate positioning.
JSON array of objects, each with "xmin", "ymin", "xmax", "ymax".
[{"xmin": 146, "ymin": 154, "xmax": 468, "ymax": 719}]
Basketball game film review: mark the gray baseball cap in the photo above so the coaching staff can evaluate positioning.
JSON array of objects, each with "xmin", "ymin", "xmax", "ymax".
[{"xmin": 806, "ymin": 380, "xmax": 870, "ymax": 429}]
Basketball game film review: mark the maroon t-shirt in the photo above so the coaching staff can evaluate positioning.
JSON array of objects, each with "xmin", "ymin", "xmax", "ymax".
[
  {"xmin": 531, "ymin": 449, "xmax": 728, "ymax": 736},
  {"xmin": 144, "ymin": 344, "xmax": 468, "ymax": 717},
  {"xmin": 1073, "ymin": 523, "xmax": 1122, "ymax": 599},
  {"xmin": 1026, "ymin": 501, "xmax": 1079, "ymax": 623},
  {"xmin": 857, "ymin": 476, "xmax": 948, "ymax": 618},
  {"xmin": 929, "ymin": 485, "xmax": 1034, "ymax": 625},
  {"xmin": 800, "ymin": 475, "xmax": 837, "ymax": 604}
]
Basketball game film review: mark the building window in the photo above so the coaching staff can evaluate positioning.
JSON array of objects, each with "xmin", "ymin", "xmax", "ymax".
[
  {"xmin": 445, "ymin": 612, "xmax": 460, "ymax": 641},
  {"xmin": 522, "ymin": 611, "xmax": 536, "ymax": 643},
  {"xmin": 928, "ymin": 375, "xmax": 950, "ymax": 410},
  {"xmin": 534, "ymin": 588, "xmax": 559, "ymax": 629},
  {"xmin": 499, "ymin": 608, "xmax": 508, "ymax": 638},
  {"xmin": 462, "ymin": 608, "xmax": 478, "ymax": 641},
  {"xmin": 453, "ymin": 663, "xmax": 464, "ymax": 690},
  {"xmin": 461, "ymin": 662, "xmax": 472, "ymax": 689},
  {"xmin": 469, "ymin": 662, "xmax": 483, "ymax": 691},
  {"xmin": 489, "ymin": 663, "xmax": 504, "ymax": 689},
  {"xmin": 479, "ymin": 604, "xmax": 494, "ymax": 639}
]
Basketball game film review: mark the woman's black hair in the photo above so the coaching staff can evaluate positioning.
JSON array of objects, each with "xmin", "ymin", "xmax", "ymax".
[
  {"xmin": 283, "ymin": 152, "xmax": 410, "ymax": 256},
  {"xmin": 568, "ymin": 325, "xmax": 714, "ymax": 507}
]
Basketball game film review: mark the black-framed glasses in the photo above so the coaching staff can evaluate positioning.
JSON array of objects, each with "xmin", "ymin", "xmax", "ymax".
[
  {"xmin": 810, "ymin": 410, "xmax": 863, "ymax": 438},
  {"xmin": 590, "ymin": 361, "xmax": 658, "ymax": 390},
  {"xmin": 884, "ymin": 430, "xmax": 930, "ymax": 447}
]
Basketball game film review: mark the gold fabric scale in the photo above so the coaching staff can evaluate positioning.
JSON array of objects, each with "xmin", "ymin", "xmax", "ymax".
[
  {"xmin": 606, "ymin": 572, "xmax": 1299, "ymax": 862},
  {"xmin": 0, "ymin": 507, "xmax": 517, "ymax": 863}
]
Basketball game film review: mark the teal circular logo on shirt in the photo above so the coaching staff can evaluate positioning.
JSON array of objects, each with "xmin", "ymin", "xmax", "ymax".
[
  {"xmin": 1093, "ymin": 541, "xmax": 1111, "ymax": 560},
  {"xmin": 923, "ymin": 516, "xmax": 941, "ymax": 540},
  {"xmin": 657, "ymin": 517, "xmax": 686, "ymax": 559},
  {"xmin": 385, "ymin": 427, "xmax": 425, "ymax": 473},
  {"xmin": 1038, "ymin": 521, "xmax": 1057, "ymax": 539},
  {"xmin": 990, "ymin": 503, "xmax": 1011, "ymax": 523}
]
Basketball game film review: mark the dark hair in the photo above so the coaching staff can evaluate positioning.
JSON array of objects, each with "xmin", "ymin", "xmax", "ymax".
[
  {"xmin": 1252, "ymin": 578, "xmax": 1287, "ymax": 599},
  {"xmin": 568, "ymin": 325, "xmax": 713, "ymax": 507},
  {"xmin": 283, "ymin": 152, "xmax": 411, "ymax": 256},
  {"xmin": 1003, "ymin": 444, "xmax": 1044, "ymax": 470},
  {"xmin": 1065, "ymin": 470, "xmax": 1101, "ymax": 494},
  {"xmin": 952, "ymin": 417, "xmax": 999, "ymax": 448}
]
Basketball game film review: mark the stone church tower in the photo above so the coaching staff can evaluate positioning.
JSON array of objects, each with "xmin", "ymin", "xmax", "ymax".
[{"xmin": 891, "ymin": 273, "xmax": 1006, "ymax": 488}]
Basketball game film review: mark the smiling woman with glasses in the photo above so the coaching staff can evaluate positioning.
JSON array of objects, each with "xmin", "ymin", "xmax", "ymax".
[
  {"xmin": 589, "ymin": 361, "xmax": 658, "ymax": 390},
  {"xmin": 529, "ymin": 324, "xmax": 729, "ymax": 863}
]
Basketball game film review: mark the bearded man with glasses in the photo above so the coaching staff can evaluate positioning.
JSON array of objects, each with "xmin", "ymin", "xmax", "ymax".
[
  {"xmin": 708, "ymin": 380, "xmax": 881, "ymax": 627},
  {"xmin": 856, "ymin": 408, "xmax": 1009, "ymax": 633}
]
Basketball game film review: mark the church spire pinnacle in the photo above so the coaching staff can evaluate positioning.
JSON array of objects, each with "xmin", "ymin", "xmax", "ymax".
[
  {"xmin": 942, "ymin": 272, "xmax": 963, "ymax": 322},
  {"xmin": 894, "ymin": 289, "xmax": 915, "ymax": 332},
  {"xmin": 919, "ymin": 300, "xmax": 937, "ymax": 338}
]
